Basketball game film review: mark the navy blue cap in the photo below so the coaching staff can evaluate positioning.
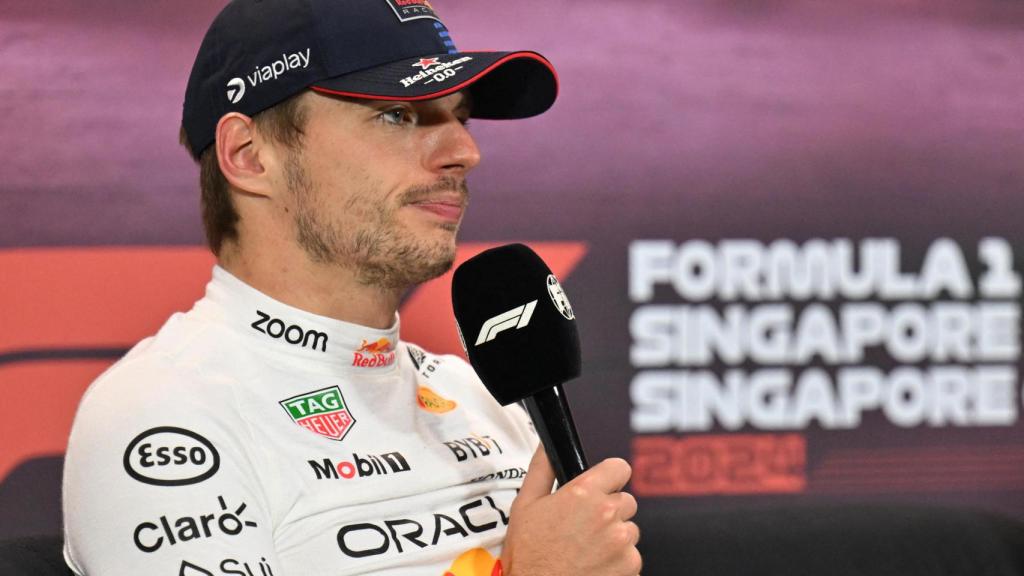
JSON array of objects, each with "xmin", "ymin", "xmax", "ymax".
[{"xmin": 182, "ymin": 0, "xmax": 559, "ymax": 157}]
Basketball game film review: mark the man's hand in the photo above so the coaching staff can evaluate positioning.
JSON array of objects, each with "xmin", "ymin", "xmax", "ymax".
[{"xmin": 500, "ymin": 447, "xmax": 641, "ymax": 575}]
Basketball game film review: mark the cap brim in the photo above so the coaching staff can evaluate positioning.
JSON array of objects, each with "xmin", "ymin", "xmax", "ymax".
[{"xmin": 311, "ymin": 51, "xmax": 558, "ymax": 119}]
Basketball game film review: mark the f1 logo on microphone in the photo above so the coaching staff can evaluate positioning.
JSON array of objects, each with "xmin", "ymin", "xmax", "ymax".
[{"xmin": 475, "ymin": 300, "xmax": 537, "ymax": 346}]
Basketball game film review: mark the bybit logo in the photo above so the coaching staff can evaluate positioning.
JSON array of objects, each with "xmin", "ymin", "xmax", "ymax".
[
  {"xmin": 443, "ymin": 435, "xmax": 503, "ymax": 462},
  {"xmin": 226, "ymin": 78, "xmax": 246, "ymax": 104}
]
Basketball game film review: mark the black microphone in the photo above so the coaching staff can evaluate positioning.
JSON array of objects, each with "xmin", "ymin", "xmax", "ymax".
[{"xmin": 452, "ymin": 243, "xmax": 588, "ymax": 485}]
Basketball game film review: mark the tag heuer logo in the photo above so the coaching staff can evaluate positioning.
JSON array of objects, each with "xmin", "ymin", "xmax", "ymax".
[{"xmin": 279, "ymin": 386, "xmax": 355, "ymax": 441}]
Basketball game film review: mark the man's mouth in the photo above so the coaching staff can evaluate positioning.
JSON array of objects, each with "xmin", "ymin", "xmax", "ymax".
[{"xmin": 408, "ymin": 196, "xmax": 466, "ymax": 223}]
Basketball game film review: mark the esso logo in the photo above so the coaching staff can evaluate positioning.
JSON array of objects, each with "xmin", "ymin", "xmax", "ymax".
[{"xmin": 123, "ymin": 427, "xmax": 220, "ymax": 486}]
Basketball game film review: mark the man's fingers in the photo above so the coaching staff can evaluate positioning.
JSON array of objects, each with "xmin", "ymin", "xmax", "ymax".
[
  {"xmin": 515, "ymin": 445, "xmax": 556, "ymax": 505},
  {"xmin": 617, "ymin": 491, "xmax": 638, "ymax": 521},
  {"xmin": 574, "ymin": 457, "xmax": 632, "ymax": 494}
]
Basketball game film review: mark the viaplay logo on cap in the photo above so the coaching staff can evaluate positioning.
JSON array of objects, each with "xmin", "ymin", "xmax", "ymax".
[
  {"xmin": 226, "ymin": 78, "xmax": 246, "ymax": 104},
  {"xmin": 383, "ymin": 0, "xmax": 440, "ymax": 23},
  {"xmin": 279, "ymin": 386, "xmax": 356, "ymax": 441},
  {"xmin": 224, "ymin": 48, "xmax": 313, "ymax": 104}
]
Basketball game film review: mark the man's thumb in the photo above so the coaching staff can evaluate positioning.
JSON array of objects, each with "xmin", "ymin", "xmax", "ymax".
[{"xmin": 516, "ymin": 445, "xmax": 556, "ymax": 504}]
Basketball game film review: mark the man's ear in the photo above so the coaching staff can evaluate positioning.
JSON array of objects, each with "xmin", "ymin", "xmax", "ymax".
[{"xmin": 215, "ymin": 112, "xmax": 276, "ymax": 198}]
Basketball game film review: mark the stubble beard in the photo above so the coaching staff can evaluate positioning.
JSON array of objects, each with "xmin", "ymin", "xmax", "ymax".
[{"xmin": 286, "ymin": 153, "xmax": 465, "ymax": 290}]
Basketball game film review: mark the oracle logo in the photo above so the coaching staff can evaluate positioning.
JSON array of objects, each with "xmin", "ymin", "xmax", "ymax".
[{"xmin": 123, "ymin": 427, "xmax": 220, "ymax": 487}]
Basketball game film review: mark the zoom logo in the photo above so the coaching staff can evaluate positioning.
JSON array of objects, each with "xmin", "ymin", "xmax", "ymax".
[
  {"xmin": 251, "ymin": 310, "xmax": 328, "ymax": 352},
  {"xmin": 123, "ymin": 427, "xmax": 220, "ymax": 487},
  {"xmin": 133, "ymin": 496, "xmax": 257, "ymax": 553}
]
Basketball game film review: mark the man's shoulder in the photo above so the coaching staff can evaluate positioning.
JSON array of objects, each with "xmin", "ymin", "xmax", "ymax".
[
  {"xmin": 398, "ymin": 340, "xmax": 499, "ymax": 401},
  {"xmin": 77, "ymin": 311, "xmax": 248, "ymax": 419}
]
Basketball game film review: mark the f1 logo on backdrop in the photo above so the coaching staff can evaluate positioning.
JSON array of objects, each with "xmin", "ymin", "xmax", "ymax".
[{"xmin": 0, "ymin": 243, "xmax": 587, "ymax": 487}]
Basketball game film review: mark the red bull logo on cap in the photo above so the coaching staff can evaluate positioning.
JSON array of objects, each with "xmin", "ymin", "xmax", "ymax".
[{"xmin": 383, "ymin": 0, "xmax": 440, "ymax": 23}]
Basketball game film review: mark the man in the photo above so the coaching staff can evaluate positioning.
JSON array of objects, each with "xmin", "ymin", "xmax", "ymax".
[{"xmin": 62, "ymin": 1, "xmax": 641, "ymax": 574}]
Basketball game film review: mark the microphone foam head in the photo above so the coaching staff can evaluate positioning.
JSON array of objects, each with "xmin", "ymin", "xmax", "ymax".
[{"xmin": 452, "ymin": 243, "xmax": 581, "ymax": 405}]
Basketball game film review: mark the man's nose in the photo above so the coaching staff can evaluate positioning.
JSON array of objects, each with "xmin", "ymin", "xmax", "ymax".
[{"xmin": 427, "ymin": 119, "xmax": 482, "ymax": 175}]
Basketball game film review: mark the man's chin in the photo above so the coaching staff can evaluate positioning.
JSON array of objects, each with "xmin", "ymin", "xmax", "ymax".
[
  {"xmin": 419, "ymin": 244, "xmax": 457, "ymax": 281},
  {"xmin": 384, "ymin": 238, "xmax": 457, "ymax": 288}
]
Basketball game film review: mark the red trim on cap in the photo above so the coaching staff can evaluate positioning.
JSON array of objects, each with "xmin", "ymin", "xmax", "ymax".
[{"xmin": 310, "ymin": 51, "xmax": 558, "ymax": 105}]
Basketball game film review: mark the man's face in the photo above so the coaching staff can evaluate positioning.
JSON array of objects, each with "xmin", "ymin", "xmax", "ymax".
[{"xmin": 278, "ymin": 91, "xmax": 480, "ymax": 289}]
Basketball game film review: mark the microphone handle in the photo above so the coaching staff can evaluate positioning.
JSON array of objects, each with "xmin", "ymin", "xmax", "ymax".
[{"xmin": 522, "ymin": 384, "xmax": 588, "ymax": 486}]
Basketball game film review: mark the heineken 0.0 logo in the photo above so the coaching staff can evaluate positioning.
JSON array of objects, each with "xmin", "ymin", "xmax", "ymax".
[{"xmin": 279, "ymin": 386, "xmax": 356, "ymax": 442}]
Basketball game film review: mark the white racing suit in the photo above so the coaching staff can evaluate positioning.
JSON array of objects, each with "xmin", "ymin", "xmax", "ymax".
[{"xmin": 63, "ymin": 266, "xmax": 536, "ymax": 576}]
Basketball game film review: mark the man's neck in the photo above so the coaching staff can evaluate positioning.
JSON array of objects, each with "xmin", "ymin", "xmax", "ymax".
[{"xmin": 217, "ymin": 245, "xmax": 403, "ymax": 330}]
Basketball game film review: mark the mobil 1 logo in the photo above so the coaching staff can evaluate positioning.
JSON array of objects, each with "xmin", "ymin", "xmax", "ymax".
[
  {"xmin": 308, "ymin": 451, "xmax": 411, "ymax": 481},
  {"xmin": 124, "ymin": 427, "xmax": 220, "ymax": 486}
]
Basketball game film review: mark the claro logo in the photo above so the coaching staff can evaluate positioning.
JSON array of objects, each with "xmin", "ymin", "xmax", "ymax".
[
  {"xmin": 123, "ymin": 427, "xmax": 220, "ymax": 487},
  {"xmin": 251, "ymin": 310, "xmax": 328, "ymax": 352},
  {"xmin": 134, "ymin": 495, "xmax": 257, "ymax": 553}
]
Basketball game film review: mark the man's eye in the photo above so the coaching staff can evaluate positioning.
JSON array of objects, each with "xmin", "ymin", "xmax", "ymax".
[{"xmin": 380, "ymin": 108, "xmax": 414, "ymax": 125}]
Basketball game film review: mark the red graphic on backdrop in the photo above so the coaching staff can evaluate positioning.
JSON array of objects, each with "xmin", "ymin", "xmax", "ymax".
[
  {"xmin": 631, "ymin": 434, "xmax": 807, "ymax": 496},
  {"xmin": 0, "ymin": 243, "xmax": 586, "ymax": 484}
]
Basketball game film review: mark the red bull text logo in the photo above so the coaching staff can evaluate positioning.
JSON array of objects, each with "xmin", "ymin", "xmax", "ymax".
[{"xmin": 353, "ymin": 338, "xmax": 397, "ymax": 368}]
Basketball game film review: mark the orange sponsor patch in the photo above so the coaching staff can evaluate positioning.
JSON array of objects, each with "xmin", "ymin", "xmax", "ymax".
[
  {"xmin": 444, "ymin": 548, "xmax": 500, "ymax": 576},
  {"xmin": 417, "ymin": 386, "xmax": 457, "ymax": 414}
]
